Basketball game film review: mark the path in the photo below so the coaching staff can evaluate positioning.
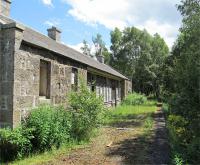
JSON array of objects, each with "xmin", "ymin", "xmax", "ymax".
[
  {"xmin": 149, "ymin": 109, "xmax": 170, "ymax": 164},
  {"xmin": 43, "ymin": 108, "xmax": 170, "ymax": 165}
]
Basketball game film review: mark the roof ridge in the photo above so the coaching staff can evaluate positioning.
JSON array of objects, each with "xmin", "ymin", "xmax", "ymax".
[{"xmin": 0, "ymin": 14, "xmax": 128, "ymax": 80}]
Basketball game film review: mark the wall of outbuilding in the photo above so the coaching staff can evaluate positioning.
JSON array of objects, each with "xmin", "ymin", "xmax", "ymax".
[
  {"xmin": 12, "ymin": 42, "xmax": 88, "ymax": 127},
  {"xmin": 0, "ymin": 25, "xmax": 131, "ymax": 128},
  {"xmin": 0, "ymin": 26, "xmax": 15, "ymax": 128}
]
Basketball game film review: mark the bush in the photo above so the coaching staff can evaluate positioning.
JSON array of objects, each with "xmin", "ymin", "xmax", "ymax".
[
  {"xmin": 0, "ymin": 79, "xmax": 106, "ymax": 162},
  {"xmin": 69, "ymin": 80, "xmax": 106, "ymax": 141},
  {"xmin": 122, "ymin": 93, "xmax": 147, "ymax": 106},
  {"xmin": 166, "ymin": 113, "xmax": 200, "ymax": 164},
  {"xmin": 25, "ymin": 105, "xmax": 72, "ymax": 151},
  {"xmin": 167, "ymin": 94, "xmax": 200, "ymax": 164},
  {"xmin": 167, "ymin": 115, "xmax": 188, "ymax": 146},
  {"xmin": 0, "ymin": 127, "xmax": 33, "ymax": 162}
]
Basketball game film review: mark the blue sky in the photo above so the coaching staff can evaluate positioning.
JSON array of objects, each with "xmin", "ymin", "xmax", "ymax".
[{"xmin": 10, "ymin": 0, "xmax": 182, "ymax": 51}]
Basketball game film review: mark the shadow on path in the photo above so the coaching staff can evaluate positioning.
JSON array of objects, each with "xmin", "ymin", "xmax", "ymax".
[
  {"xmin": 106, "ymin": 109, "xmax": 170, "ymax": 165},
  {"xmin": 148, "ymin": 109, "xmax": 170, "ymax": 164}
]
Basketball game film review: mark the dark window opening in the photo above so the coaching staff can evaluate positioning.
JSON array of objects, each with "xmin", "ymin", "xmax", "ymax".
[
  {"xmin": 39, "ymin": 60, "xmax": 51, "ymax": 99},
  {"xmin": 87, "ymin": 73, "xmax": 96, "ymax": 92}
]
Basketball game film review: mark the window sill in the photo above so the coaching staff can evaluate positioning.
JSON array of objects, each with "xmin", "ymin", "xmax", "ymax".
[{"xmin": 39, "ymin": 96, "xmax": 51, "ymax": 105}]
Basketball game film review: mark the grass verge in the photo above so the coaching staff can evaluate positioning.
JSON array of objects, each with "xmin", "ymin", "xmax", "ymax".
[
  {"xmin": 10, "ymin": 141, "xmax": 88, "ymax": 165},
  {"xmin": 10, "ymin": 102, "xmax": 157, "ymax": 165},
  {"xmin": 105, "ymin": 103, "xmax": 156, "ymax": 125}
]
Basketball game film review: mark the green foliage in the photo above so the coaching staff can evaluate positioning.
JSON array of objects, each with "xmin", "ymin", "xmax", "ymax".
[
  {"xmin": 144, "ymin": 117, "xmax": 153, "ymax": 130},
  {"xmin": 167, "ymin": 115, "xmax": 188, "ymax": 145},
  {"xmin": 0, "ymin": 127, "xmax": 33, "ymax": 162},
  {"xmin": 81, "ymin": 33, "xmax": 111, "ymax": 64},
  {"xmin": 25, "ymin": 105, "xmax": 72, "ymax": 151},
  {"xmin": 0, "ymin": 80, "xmax": 106, "ymax": 162},
  {"xmin": 69, "ymin": 80, "xmax": 106, "ymax": 141},
  {"xmin": 122, "ymin": 93, "xmax": 147, "ymax": 106},
  {"xmin": 163, "ymin": 0, "xmax": 200, "ymax": 164},
  {"xmin": 110, "ymin": 27, "xmax": 169, "ymax": 97},
  {"xmin": 81, "ymin": 40, "xmax": 91, "ymax": 56},
  {"xmin": 173, "ymin": 154, "xmax": 184, "ymax": 165}
]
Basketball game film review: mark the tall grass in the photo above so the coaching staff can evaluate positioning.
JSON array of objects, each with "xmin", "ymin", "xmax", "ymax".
[
  {"xmin": 110, "ymin": 105, "xmax": 156, "ymax": 116},
  {"xmin": 105, "ymin": 103, "xmax": 156, "ymax": 125}
]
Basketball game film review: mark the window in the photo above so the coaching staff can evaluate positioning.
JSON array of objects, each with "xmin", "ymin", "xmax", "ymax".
[
  {"xmin": 87, "ymin": 73, "xmax": 96, "ymax": 92},
  {"xmin": 39, "ymin": 60, "xmax": 51, "ymax": 99},
  {"xmin": 116, "ymin": 81, "xmax": 121, "ymax": 100},
  {"xmin": 116, "ymin": 87, "xmax": 119, "ymax": 99},
  {"xmin": 104, "ymin": 86, "xmax": 106, "ymax": 102},
  {"xmin": 71, "ymin": 68, "xmax": 78, "ymax": 91},
  {"xmin": 106, "ymin": 87, "xmax": 109, "ymax": 102},
  {"xmin": 96, "ymin": 86, "xmax": 100, "ymax": 97},
  {"xmin": 109, "ymin": 88, "xmax": 112, "ymax": 101}
]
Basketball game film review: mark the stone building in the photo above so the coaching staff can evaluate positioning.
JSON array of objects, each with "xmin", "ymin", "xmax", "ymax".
[{"xmin": 0, "ymin": 0, "xmax": 132, "ymax": 128}]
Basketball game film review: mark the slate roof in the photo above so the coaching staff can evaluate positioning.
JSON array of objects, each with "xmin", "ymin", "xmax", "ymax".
[{"xmin": 0, "ymin": 14, "xmax": 128, "ymax": 80}]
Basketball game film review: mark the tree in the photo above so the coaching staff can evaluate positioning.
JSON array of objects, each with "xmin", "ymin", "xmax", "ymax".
[
  {"xmin": 165, "ymin": 0, "xmax": 200, "ymax": 163},
  {"xmin": 110, "ymin": 27, "xmax": 169, "ymax": 97},
  {"xmin": 92, "ymin": 33, "xmax": 111, "ymax": 64},
  {"xmin": 81, "ymin": 40, "xmax": 91, "ymax": 56}
]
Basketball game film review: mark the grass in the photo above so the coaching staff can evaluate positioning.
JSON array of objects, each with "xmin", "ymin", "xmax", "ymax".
[
  {"xmin": 10, "ymin": 141, "xmax": 88, "ymax": 165},
  {"xmin": 10, "ymin": 101, "xmax": 157, "ymax": 165},
  {"xmin": 105, "ymin": 102, "xmax": 156, "ymax": 125},
  {"xmin": 103, "ymin": 101, "xmax": 157, "ymax": 163}
]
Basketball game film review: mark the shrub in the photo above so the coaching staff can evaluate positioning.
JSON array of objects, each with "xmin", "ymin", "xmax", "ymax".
[
  {"xmin": 122, "ymin": 93, "xmax": 147, "ymax": 106},
  {"xmin": 25, "ymin": 105, "xmax": 72, "ymax": 151},
  {"xmin": 0, "ymin": 79, "xmax": 106, "ymax": 162},
  {"xmin": 167, "ymin": 94, "xmax": 200, "ymax": 164},
  {"xmin": 0, "ymin": 127, "xmax": 33, "ymax": 162},
  {"xmin": 167, "ymin": 115, "xmax": 188, "ymax": 146},
  {"xmin": 69, "ymin": 80, "xmax": 106, "ymax": 141}
]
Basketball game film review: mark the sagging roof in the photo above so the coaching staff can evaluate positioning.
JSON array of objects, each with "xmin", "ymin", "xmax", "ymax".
[{"xmin": 0, "ymin": 14, "xmax": 128, "ymax": 80}]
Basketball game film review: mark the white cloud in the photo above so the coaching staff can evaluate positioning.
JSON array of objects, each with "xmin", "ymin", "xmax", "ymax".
[
  {"xmin": 68, "ymin": 43, "xmax": 83, "ymax": 53},
  {"xmin": 136, "ymin": 19, "xmax": 179, "ymax": 48},
  {"xmin": 62, "ymin": 0, "xmax": 182, "ymax": 48},
  {"xmin": 41, "ymin": 0, "xmax": 53, "ymax": 7},
  {"xmin": 44, "ymin": 18, "xmax": 61, "ymax": 27}
]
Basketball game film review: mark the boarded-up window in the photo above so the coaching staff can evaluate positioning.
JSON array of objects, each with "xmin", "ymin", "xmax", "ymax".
[{"xmin": 39, "ymin": 60, "xmax": 51, "ymax": 99}]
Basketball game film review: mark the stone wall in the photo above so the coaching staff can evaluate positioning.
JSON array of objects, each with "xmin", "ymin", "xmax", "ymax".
[
  {"xmin": 88, "ymin": 73, "xmax": 122, "ymax": 107},
  {"xmin": 12, "ymin": 42, "xmax": 88, "ymax": 127},
  {"xmin": 0, "ymin": 23, "xmax": 128, "ymax": 128},
  {"xmin": 121, "ymin": 79, "xmax": 132, "ymax": 100},
  {"xmin": 0, "ymin": 26, "xmax": 14, "ymax": 128},
  {"xmin": 0, "ymin": 23, "xmax": 24, "ymax": 128}
]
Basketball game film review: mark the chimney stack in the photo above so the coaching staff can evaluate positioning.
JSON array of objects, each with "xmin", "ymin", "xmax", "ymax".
[
  {"xmin": 96, "ymin": 55, "xmax": 105, "ymax": 63},
  {"xmin": 0, "ymin": 0, "xmax": 11, "ymax": 17},
  {"xmin": 96, "ymin": 48, "xmax": 105, "ymax": 63},
  {"xmin": 47, "ymin": 26, "xmax": 61, "ymax": 42}
]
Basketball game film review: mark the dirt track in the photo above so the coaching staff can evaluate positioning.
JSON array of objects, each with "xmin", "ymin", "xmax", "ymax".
[{"xmin": 43, "ymin": 109, "xmax": 170, "ymax": 165}]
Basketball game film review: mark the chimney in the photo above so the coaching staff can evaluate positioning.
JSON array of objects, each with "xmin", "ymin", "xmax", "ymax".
[
  {"xmin": 96, "ymin": 55, "xmax": 104, "ymax": 63},
  {"xmin": 0, "ymin": 0, "xmax": 11, "ymax": 17},
  {"xmin": 96, "ymin": 48, "xmax": 104, "ymax": 63},
  {"xmin": 47, "ymin": 26, "xmax": 61, "ymax": 42}
]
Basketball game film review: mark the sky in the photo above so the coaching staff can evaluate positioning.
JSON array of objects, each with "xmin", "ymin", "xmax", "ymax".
[{"xmin": 11, "ymin": 0, "xmax": 182, "ymax": 51}]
